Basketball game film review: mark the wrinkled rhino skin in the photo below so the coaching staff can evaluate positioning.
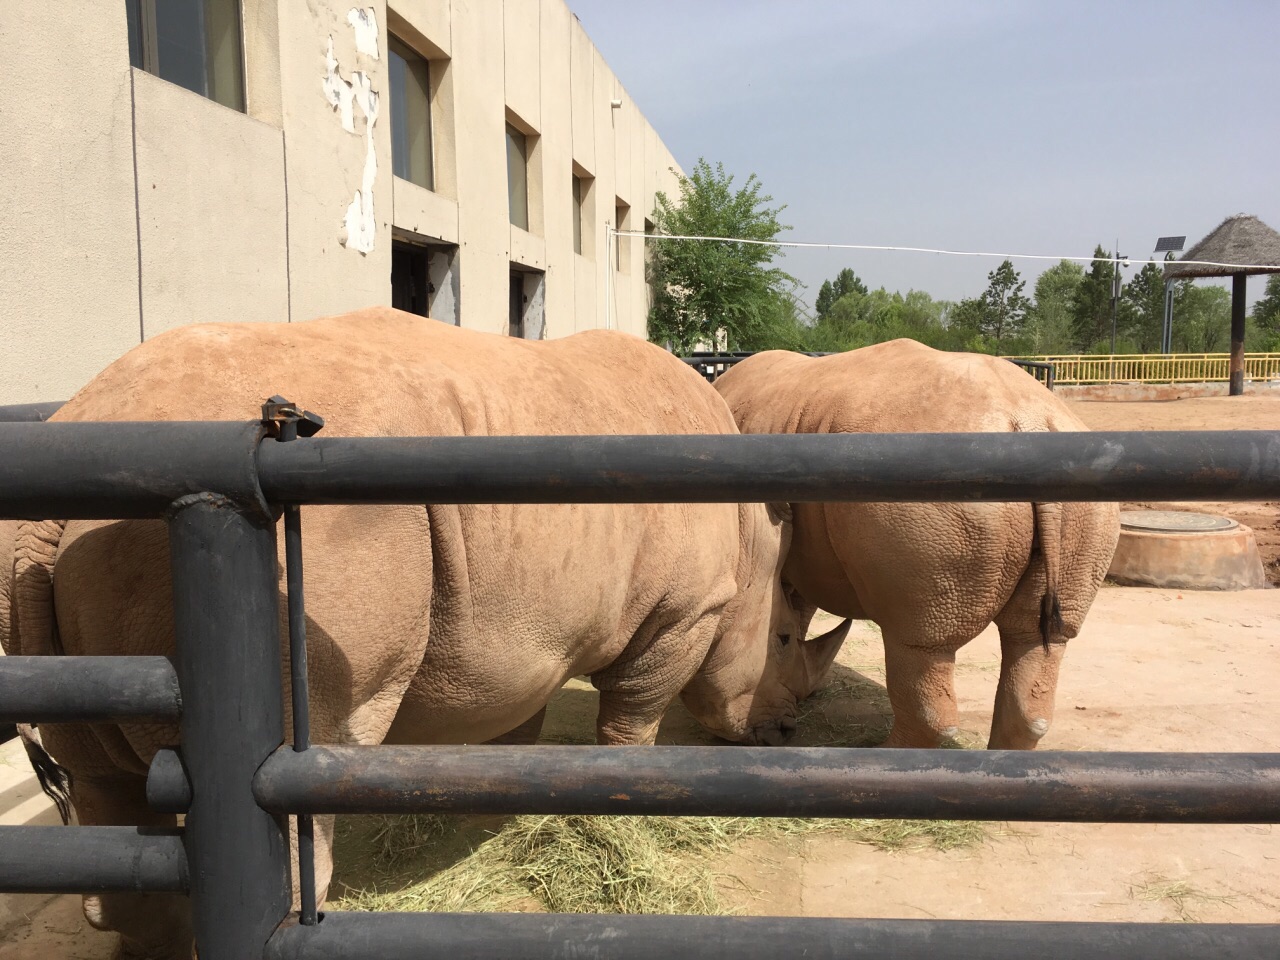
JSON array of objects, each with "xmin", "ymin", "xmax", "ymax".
[
  {"xmin": 3, "ymin": 307, "xmax": 842, "ymax": 959},
  {"xmin": 714, "ymin": 339, "xmax": 1120, "ymax": 751}
]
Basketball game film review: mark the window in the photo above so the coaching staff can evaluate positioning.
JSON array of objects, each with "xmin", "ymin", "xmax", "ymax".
[
  {"xmin": 509, "ymin": 267, "xmax": 546, "ymax": 340},
  {"xmin": 388, "ymin": 35, "xmax": 433, "ymax": 190},
  {"xmin": 392, "ymin": 238, "xmax": 459, "ymax": 325},
  {"xmin": 572, "ymin": 175, "xmax": 584, "ymax": 255},
  {"xmin": 615, "ymin": 200, "xmax": 631, "ymax": 272},
  {"xmin": 126, "ymin": 0, "xmax": 244, "ymax": 112},
  {"xmin": 506, "ymin": 123, "xmax": 528, "ymax": 230}
]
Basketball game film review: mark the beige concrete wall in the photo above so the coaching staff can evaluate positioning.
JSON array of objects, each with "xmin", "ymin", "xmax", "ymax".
[
  {"xmin": 280, "ymin": 0, "xmax": 395, "ymax": 323},
  {"xmin": 0, "ymin": 4, "xmax": 142, "ymax": 404},
  {"xmin": 133, "ymin": 71, "xmax": 289, "ymax": 334},
  {"xmin": 0, "ymin": 0, "xmax": 681, "ymax": 405}
]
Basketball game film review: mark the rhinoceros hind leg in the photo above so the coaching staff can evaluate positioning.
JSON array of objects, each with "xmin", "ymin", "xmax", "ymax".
[
  {"xmin": 878, "ymin": 640, "xmax": 960, "ymax": 749},
  {"xmin": 73, "ymin": 772, "xmax": 192, "ymax": 960},
  {"xmin": 988, "ymin": 630, "xmax": 1065, "ymax": 750}
]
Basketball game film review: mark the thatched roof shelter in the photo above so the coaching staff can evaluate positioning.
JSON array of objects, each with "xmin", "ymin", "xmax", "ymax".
[
  {"xmin": 1164, "ymin": 213, "xmax": 1280, "ymax": 280},
  {"xmin": 1162, "ymin": 213, "xmax": 1280, "ymax": 394}
]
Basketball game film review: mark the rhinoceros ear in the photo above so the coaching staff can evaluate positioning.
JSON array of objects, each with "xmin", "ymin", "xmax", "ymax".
[{"xmin": 765, "ymin": 501, "xmax": 793, "ymax": 527}]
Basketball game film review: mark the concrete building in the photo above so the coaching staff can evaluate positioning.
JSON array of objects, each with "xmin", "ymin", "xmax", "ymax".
[{"xmin": 0, "ymin": 1, "xmax": 681, "ymax": 404}]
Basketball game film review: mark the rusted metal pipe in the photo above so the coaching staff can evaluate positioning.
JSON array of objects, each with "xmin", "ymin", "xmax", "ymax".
[
  {"xmin": 253, "ymin": 745, "xmax": 1280, "ymax": 823},
  {"xmin": 0, "ymin": 826, "xmax": 187, "ymax": 894},
  {"xmin": 256, "ymin": 431, "xmax": 1280, "ymax": 505},
  {"xmin": 265, "ymin": 912, "xmax": 1278, "ymax": 960},
  {"xmin": 0, "ymin": 656, "xmax": 181, "ymax": 724},
  {"xmin": 0, "ymin": 421, "xmax": 270, "ymax": 520}
]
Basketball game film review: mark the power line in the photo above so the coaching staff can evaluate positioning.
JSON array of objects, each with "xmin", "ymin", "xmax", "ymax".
[{"xmin": 615, "ymin": 231, "xmax": 1278, "ymax": 272}]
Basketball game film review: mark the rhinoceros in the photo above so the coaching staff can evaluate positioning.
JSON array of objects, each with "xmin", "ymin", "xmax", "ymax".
[
  {"xmin": 713, "ymin": 339, "xmax": 1119, "ymax": 751},
  {"xmin": 4, "ymin": 307, "xmax": 849, "ymax": 959}
]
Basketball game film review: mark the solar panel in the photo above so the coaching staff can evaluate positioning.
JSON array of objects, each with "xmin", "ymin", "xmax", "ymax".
[{"xmin": 1154, "ymin": 236, "xmax": 1185, "ymax": 253}]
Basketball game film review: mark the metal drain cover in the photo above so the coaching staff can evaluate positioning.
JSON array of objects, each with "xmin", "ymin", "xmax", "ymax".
[{"xmin": 1119, "ymin": 510, "xmax": 1237, "ymax": 533}]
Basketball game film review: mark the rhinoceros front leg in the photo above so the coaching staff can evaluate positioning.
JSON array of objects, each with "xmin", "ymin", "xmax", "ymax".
[
  {"xmin": 591, "ymin": 609, "xmax": 722, "ymax": 746},
  {"xmin": 485, "ymin": 707, "xmax": 548, "ymax": 745},
  {"xmin": 879, "ymin": 639, "xmax": 961, "ymax": 748}
]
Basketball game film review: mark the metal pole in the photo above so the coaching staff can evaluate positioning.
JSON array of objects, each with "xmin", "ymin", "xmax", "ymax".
[
  {"xmin": 0, "ymin": 826, "xmax": 187, "ymax": 894},
  {"xmin": 169, "ymin": 494, "xmax": 290, "ymax": 960},
  {"xmin": 1231, "ymin": 273, "xmax": 1247, "ymax": 396},
  {"xmin": 1110, "ymin": 243, "xmax": 1119, "ymax": 356},
  {"xmin": 0, "ymin": 656, "xmax": 181, "ymax": 723},
  {"xmin": 253, "ymin": 745, "xmax": 1280, "ymax": 823},
  {"xmin": 1162, "ymin": 278, "xmax": 1174, "ymax": 354},
  {"xmin": 284, "ymin": 503, "xmax": 317, "ymax": 926},
  {"xmin": 256, "ymin": 431, "xmax": 1280, "ymax": 506},
  {"xmin": 265, "ymin": 913, "xmax": 1278, "ymax": 960}
]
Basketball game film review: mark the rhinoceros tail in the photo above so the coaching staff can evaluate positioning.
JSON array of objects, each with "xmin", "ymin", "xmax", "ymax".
[
  {"xmin": 18, "ymin": 723, "xmax": 73, "ymax": 824},
  {"xmin": 12, "ymin": 520, "xmax": 74, "ymax": 823},
  {"xmin": 1033, "ymin": 502, "xmax": 1065, "ymax": 652}
]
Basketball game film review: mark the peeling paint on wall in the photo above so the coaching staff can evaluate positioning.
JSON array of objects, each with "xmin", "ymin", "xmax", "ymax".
[
  {"xmin": 348, "ymin": 8, "xmax": 380, "ymax": 59},
  {"xmin": 322, "ymin": 15, "xmax": 381, "ymax": 255}
]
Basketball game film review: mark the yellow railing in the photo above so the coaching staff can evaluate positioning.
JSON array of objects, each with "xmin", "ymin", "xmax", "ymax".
[{"xmin": 1002, "ymin": 353, "xmax": 1280, "ymax": 385}]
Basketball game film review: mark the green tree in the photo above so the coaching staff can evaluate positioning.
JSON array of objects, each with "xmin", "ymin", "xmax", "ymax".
[
  {"xmin": 1173, "ymin": 282, "xmax": 1231, "ymax": 353},
  {"xmin": 1072, "ymin": 246, "xmax": 1115, "ymax": 350},
  {"xmin": 947, "ymin": 297, "xmax": 994, "ymax": 352},
  {"xmin": 978, "ymin": 259, "xmax": 1031, "ymax": 345},
  {"xmin": 815, "ymin": 268, "xmax": 868, "ymax": 318},
  {"xmin": 646, "ymin": 158, "xmax": 795, "ymax": 354},
  {"xmin": 749, "ymin": 282, "xmax": 813, "ymax": 351},
  {"xmin": 1121, "ymin": 260, "xmax": 1167, "ymax": 353},
  {"xmin": 1252, "ymin": 274, "xmax": 1280, "ymax": 343},
  {"xmin": 1027, "ymin": 260, "xmax": 1083, "ymax": 354}
]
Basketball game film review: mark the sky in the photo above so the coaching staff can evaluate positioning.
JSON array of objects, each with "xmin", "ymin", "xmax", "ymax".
[{"xmin": 566, "ymin": 0, "xmax": 1280, "ymax": 312}]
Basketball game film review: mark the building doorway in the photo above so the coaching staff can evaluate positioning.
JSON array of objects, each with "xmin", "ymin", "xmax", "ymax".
[
  {"xmin": 509, "ymin": 266, "xmax": 545, "ymax": 339},
  {"xmin": 392, "ymin": 237, "xmax": 459, "ymax": 324}
]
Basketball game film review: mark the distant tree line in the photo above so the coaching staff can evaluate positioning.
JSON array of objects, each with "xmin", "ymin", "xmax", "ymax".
[{"xmin": 646, "ymin": 159, "xmax": 1280, "ymax": 356}]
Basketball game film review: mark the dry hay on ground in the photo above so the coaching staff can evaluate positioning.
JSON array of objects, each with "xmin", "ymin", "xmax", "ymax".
[{"xmin": 331, "ymin": 812, "xmax": 987, "ymax": 916}]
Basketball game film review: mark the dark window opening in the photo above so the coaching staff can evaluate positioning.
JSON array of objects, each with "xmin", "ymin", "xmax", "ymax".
[
  {"xmin": 509, "ymin": 267, "xmax": 545, "ymax": 340},
  {"xmin": 392, "ymin": 243, "xmax": 429, "ymax": 317},
  {"xmin": 126, "ymin": 0, "xmax": 245, "ymax": 112},
  {"xmin": 393, "ymin": 239, "xmax": 459, "ymax": 325},
  {"xmin": 615, "ymin": 200, "xmax": 631, "ymax": 273},
  {"xmin": 509, "ymin": 271, "xmax": 525, "ymax": 339},
  {"xmin": 572, "ymin": 174, "xmax": 584, "ymax": 255},
  {"xmin": 389, "ymin": 35, "xmax": 433, "ymax": 190},
  {"xmin": 506, "ymin": 123, "xmax": 528, "ymax": 230}
]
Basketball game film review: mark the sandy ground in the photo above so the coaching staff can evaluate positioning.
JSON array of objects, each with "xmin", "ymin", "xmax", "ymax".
[{"xmin": 3, "ymin": 393, "xmax": 1278, "ymax": 955}]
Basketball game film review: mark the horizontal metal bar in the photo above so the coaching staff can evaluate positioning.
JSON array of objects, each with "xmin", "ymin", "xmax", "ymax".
[
  {"xmin": 257, "ymin": 431, "xmax": 1280, "ymax": 504},
  {"xmin": 0, "ymin": 656, "xmax": 182, "ymax": 723},
  {"xmin": 0, "ymin": 826, "xmax": 188, "ymax": 893},
  {"xmin": 265, "ymin": 912, "xmax": 1278, "ymax": 960},
  {"xmin": 0, "ymin": 421, "xmax": 269, "ymax": 519},
  {"xmin": 253, "ymin": 745, "xmax": 1280, "ymax": 823},
  {"xmin": 0, "ymin": 401, "xmax": 65, "ymax": 422}
]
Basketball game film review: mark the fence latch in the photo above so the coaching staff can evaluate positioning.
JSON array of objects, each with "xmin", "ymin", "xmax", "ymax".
[{"xmin": 261, "ymin": 395, "xmax": 325, "ymax": 442}]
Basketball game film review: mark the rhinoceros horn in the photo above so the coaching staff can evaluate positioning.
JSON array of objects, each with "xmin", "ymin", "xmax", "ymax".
[{"xmin": 802, "ymin": 618, "xmax": 853, "ymax": 697}]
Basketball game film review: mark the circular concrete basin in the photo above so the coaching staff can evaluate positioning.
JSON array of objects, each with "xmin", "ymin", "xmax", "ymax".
[{"xmin": 1108, "ymin": 510, "xmax": 1267, "ymax": 591}]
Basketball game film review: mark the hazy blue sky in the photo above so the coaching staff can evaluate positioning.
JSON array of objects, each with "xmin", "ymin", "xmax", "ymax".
[{"xmin": 566, "ymin": 1, "xmax": 1279, "ymax": 311}]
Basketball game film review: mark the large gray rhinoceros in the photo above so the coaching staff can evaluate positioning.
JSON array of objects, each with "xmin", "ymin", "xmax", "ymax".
[
  {"xmin": 4, "ymin": 307, "xmax": 849, "ymax": 960},
  {"xmin": 713, "ymin": 339, "xmax": 1119, "ymax": 751}
]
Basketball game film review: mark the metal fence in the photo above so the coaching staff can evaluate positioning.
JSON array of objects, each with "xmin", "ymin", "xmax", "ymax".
[
  {"xmin": 1004, "ymin": 352, "xmax": 1280, "ymax": 385},
  {"xmin": 682, "ymin": 352, "xmax": 1057, "ymax": 388},
  {"xmin": 2, "ymin": 403, "xmax": 1279, "ymax": 960}
]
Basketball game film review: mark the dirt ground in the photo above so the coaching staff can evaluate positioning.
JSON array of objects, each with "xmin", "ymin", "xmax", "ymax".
[{"xmin": 2, "ymin": 394, "xmax": 1278, "ymax": 956}]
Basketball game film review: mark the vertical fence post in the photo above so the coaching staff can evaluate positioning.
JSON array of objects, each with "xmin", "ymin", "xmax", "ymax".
[
  {"xmin": 1230, "ymin": 273, "xmax": 1247, "ymax": 396},
  {"xmin": 169, "ymin": 494, "xmax": 290, "ymax": 960}
]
